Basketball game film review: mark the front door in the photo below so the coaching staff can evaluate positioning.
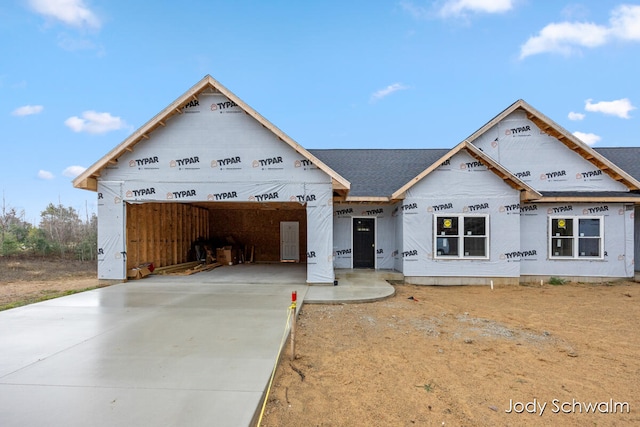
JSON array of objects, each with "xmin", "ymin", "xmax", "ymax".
[
  {"xmin": 353, "ymin": 218, "xmax": 375, "ymax": 268},
  {"xmin": 280, "ymin": 221, "xmax": 300, "ymax": 262}
]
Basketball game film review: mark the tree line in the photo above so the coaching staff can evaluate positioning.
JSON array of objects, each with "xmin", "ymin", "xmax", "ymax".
[{"xmin": 1, "ymin": 198, "xmax": 97, "ymax": 260}]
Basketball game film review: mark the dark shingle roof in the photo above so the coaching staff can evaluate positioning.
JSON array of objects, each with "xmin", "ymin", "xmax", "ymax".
[
  {"xmin": 310, "ymin": 149, "xmax": 449, "ymax": 198},
  {"xmin": 594, "ymin": 148, "xmax": 640, "ymax": 181},
  {"xmin": 311, "ymin": 147, "xmax": 640, "ymax": 199}
]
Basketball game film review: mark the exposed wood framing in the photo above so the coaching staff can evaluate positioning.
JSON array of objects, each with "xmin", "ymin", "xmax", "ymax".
[{"xmin": 126, "ymin": 202, "xmax": 209, "ymax": 270}]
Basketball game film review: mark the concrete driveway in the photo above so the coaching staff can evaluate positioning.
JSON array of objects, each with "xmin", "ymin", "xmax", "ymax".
[
  {"xmin": 0, "ymin": 264, "xmax": 396, "ymax": 426},
  {"xmin": 0, "ymin": 264, "xmax": 308, "ymax": 427}
]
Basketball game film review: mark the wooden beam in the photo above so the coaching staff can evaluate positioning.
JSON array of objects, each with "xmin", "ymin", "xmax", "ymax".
[{"xmin": 141, "ymin": 134, "xmax": 150, "ymax": 139}]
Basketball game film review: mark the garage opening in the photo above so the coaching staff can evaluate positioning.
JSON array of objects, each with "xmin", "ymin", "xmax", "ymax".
[{"xmin": 125, "ymin": 201, "xmax": 307, "ymax": 272}]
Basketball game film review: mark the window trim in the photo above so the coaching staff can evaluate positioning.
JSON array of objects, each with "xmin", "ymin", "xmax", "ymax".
[
  {"xmin": 548, "ymin": 215, "xmax": 604, "ymax": 260},
  {"xmin": 433, "ymin": 214, "xmax": 489, "ymax": 260}
]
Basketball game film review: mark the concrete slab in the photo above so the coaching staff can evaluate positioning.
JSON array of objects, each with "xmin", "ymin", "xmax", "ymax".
[
  {"xmin": 0, "ymin": 264, "xmax": 396, "ymax": 426},
  {"xmin": 305, "ymin": 268, "xmax": 398, "ymax": 303}
]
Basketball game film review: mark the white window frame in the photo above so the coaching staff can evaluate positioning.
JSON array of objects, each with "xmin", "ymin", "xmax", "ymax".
[
  {"xmin": 548, "ymin": 216, "xmax": 604, "ymax": 260},
  {"xmin": 433, "ymin": 214, "xmax": 489, "ymax": 259}
]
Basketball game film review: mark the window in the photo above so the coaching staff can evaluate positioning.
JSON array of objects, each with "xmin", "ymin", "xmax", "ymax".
[
  {"xmin": 434, "ymin": 215, "xmax": 488, "ymax": 259},
  {"xmin": 549, "ymin": 216, "xmax": 603, "ymax": 259}
]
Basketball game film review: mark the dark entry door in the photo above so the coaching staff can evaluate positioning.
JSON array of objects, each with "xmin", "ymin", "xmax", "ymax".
[{"xmin": 353, "ymin": 218, "xmax": 375, "ymax": 268}]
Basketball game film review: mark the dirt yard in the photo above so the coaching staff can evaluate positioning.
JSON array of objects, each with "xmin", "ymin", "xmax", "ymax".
[
  {"xmin": 2, "ymin": 258, "xmax": 638, "ymax": 426},
  {"xmin": 0, "ymin": 257, "xmax": 98, "ymax": 309},
  {"xmin": 261, "ymin": 280, "xmax": 640, "ymax": 427}
]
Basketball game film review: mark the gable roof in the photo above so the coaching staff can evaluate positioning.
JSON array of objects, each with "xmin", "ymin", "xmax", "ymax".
[
  {"xmin": 465, "ymin": 99, "xmax": 640, "ymax": 192},
  {"xmin": 390, "ymin": 141, "xmax": 542, "ymax": 201},
  {"xmin": 73, "ymin": 75, "xmax": 351, "ymax": 196}
]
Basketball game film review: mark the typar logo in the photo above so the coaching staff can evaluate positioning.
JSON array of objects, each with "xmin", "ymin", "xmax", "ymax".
[
  {"xmin": 460, "ymin": 161, "xmax": 485, "ymax": 170},
  {"xmin": 211, "ymin": 156, "xmax": 242, "ymax": 169},
  {"xmin": 253, "ymin": 156, "xmax": 284, "ymax": 169},
  {"xmin": 547, "ymin": 205, "xmax": 573, "ymax": 214},
  {"xmin": 334, "ymin": 208, "xmax": 354, "ymax": 216},
  {"xmin": 170, "ymin": 156, "xmax": 200, "ymax": 168},
  {"xmin": 208, "ymin": 191, "xmax": 238, "ymax": 201},
  {"xmin": 126, "ymin": 188, "xmax": 156, "ymax": 198},
  {"xmin": 520, "ymin": 205, "xmax": 538, "ymax": 215},
  {"xmin": 362, "ymin": 208, "xmax": 383, "ymax": 216},
  {"xmin": 183, "ymin": 99, "xmax": 200, "ymax": 113},
  {"xmin": 499, "ymin": 203, "xmax": 520, "ymax": 213},
  {"xmin": 427, "ymin": 202, "xmax": 453, "ymax": 212},
  {"xmin": 514, "ymin": 171, "xmax": 531, "ymax": 179},
  {"xmin": 576, "ymin": 170, "xmax": 603, "ymax": 180},
  {"xmin": 211, "ymin": 100, "xmax": 239, "ymax": 113},
  {"xmin": 440, "ymin": 159, "xmax": 451, "ymax": 166},
  {"xmin": 292, "ymin": 194, "xmax": 317, "ymax": 203},
  {"xmin": 401, "ymin": 203, "xmax": 418, "ymax": 211},
  {"xmin": 402, "ymin": 249, "xmax": 418, "ymax": 258},
  {"xmin": 334, "ymin": 249, "xmax": 352, "ymax": 256},
  {"xmin": 463, "ymin": 202, "xmax": 489, "ymax": 212},
  {"xmin": 294, "ymin": 159, "xmax": 315, "ymax": 169},
  {"xmin": 504, "ymin": 125, "xmax": 531, "ymax": 136},
  {"xmin": 307, "ymin": 251, "xmax": 316, "ymax": 259},
  {"xmin": 501, "ymin": 250, "xmax": 537, "ymax": 260},
  {"xmin": 250, "ymin": 192, "xmax": 279, "ymax": 202},
  {"xmin": 583, "ymin": 206, "xmax": 608, "ymax": 214},
  {"xmin": 540, "ymin": 170, "xmax": 567, "ymax": 181},
  {"xmin": 167, "ymin": 189, "xmax": 196, "ymax": 200},
  {"xmin": 129, "ymin": 156, "xmax": 160, "ymax": 167}
]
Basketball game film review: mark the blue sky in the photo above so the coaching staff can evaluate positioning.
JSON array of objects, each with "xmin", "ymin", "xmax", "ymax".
[{"xmin": 2, "ymin": 0, "xmax": 639, "ymax": 223}]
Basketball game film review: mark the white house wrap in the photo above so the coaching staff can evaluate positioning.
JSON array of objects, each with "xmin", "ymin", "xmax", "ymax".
[{"xmin": 74, "ymin": 76, "xmax": 640, "ymax": 285}]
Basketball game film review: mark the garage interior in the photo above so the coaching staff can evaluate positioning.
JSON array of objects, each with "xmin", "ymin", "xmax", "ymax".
[{"xmin": 125, "ymin": 201, "xmax": 307, "ymax": 271}]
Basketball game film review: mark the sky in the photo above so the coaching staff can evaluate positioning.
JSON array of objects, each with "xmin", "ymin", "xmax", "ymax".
[{"xmin": 1, "ymin": 0, "xmax": 640, "ymax": 224}]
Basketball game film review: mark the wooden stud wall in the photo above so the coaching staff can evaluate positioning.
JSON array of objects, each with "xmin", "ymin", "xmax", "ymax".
[
  {"xmin": 209, "ymin": 208, "xmax": 307, "ymax": 262},
  {"xmin": 126, "ymin": 203, "xmax": 209, "ymax": 270}
]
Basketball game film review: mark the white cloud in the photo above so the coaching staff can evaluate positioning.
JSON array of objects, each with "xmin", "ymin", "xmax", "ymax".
[
  {"xmin": 573, "ymin": 131, "xmax": 601, "ymax": 146},
  {"xmin": 64, "ymin": 111, "xmax": 128, "ymax": 134},
  {"xmin": 38, "ymin": 170, "xmax": 55, "ymax": 180},
  {"xmin": 568, "ymin": 111, "xmax": 585, "ymax": 121},
  {"xmin": 610, "ymin": 4, "xmax": 640, "ymax": 40},
  {"xmin": 439, "ymin": 0, "xmax": 514, "ymax": 17},
  {"xmin": 12, "ymin": 105, "xmax": 44, "ymax": 116},
  {"xmin": 370, "ymin": 83, "xmax": 409, "ymax": 103},
  {"xmin": 62, "ymin": 165, "xmax": 86, "ymax": 178},
  {"xmin": 585, "ymin": 98, "xmax": 635, "ymax": 119},
  {"xmin": 28, "ymin": 0, "xmax": 101, "ymax": 29},
  {"xmin": 520, "ymin": 22, "xmax": 609, "ymax": 58},
  {"xmin": 520, "ymin": 5, "xmax": 640, "ymax": 59}
]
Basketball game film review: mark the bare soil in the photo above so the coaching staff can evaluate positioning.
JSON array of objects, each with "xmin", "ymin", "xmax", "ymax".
[
  {"xmin": 2, "ymin": 258, "xmax": 638, "ymax": 425},
  {"xmin": 0, "ymin": 257, "xmax": 99, "ymax": 309},
  {"xmin": 261, "ymin": 280, "xmax": 640, "ymax": 426}
]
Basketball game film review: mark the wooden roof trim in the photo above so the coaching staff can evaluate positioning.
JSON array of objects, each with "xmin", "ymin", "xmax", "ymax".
[
  {"xmin": 521, "ymin": 102, "xmax": 640, "ymax": 191},
  {"xmin": 462, "ymin": 99, "xmax": 640, "ymax": 191},
  {"xmin": 73, "ymin": 76, "xmax": 213, "ymax": 190},
  {"xmin": 391, "ymin": 141, "xmax": 542, "ymax": 200},
  {"xmin": 73, "ymin": 75, "xmax": 351, "ymax": 193},
  {"xmin": 344, "ymin": 196, "xmax": 390, "ymax": 203}
]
